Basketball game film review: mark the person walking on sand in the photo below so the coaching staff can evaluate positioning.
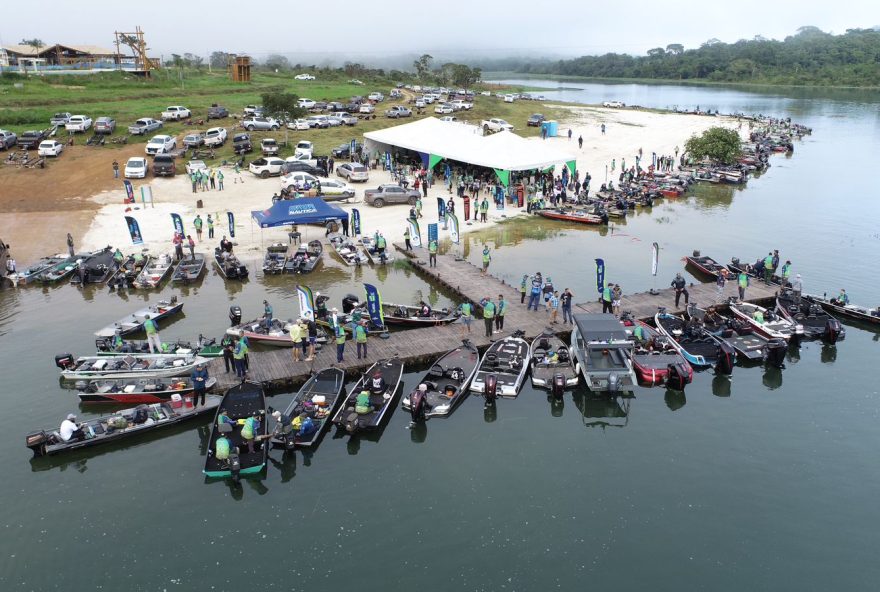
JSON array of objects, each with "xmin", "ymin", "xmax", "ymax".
[
  {"xmin": 207, "ymin": 214, "xmax": 214, "ymax": 239},
  {"xmin": 601, "ymin": 123, "xmax": 606, "ymax": 135},
  {"xmin": 611, "ymin": 284, "xmax": 622, "ymax": 317},
  {"xmin": 217, "ymin": 170, "xmax": 224, "ymax": 191},
  {"xmin": 112, "ymin": 160, "xmax": 119, "ymax": 179},
  {"xmin": 193, "ymin": 215, "xmax": 203, "ymax": 241},
  {"xmin": 415, "ymin": 197, "xmax": 423, "ymax": 218},
  {"xmin": 578, "ymin": 135, "xmax": 583, "ymax": 149},
  {"xmin": 481, "ymin": 246, "xmax": 491, "ymax": 276},
  {"xmin": 187, "ymin": 235, "xmax": 196, "ymax": 260},
  {"xmin": 568, "ymin": 128, "xmax": 572, "ymax": 141}
]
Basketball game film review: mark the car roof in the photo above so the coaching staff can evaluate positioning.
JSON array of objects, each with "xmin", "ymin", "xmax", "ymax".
[{"xmin": 127, "ymin": 157, "xmax": 146, "ymax": 163}]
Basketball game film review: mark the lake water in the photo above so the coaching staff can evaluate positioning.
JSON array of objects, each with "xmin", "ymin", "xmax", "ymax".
[{"xmin": 2, "ymin": 81, "xmax": 879, "ymax": 591}]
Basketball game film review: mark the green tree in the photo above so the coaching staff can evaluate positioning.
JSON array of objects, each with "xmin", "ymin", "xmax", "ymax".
[
  {"xmin": 413, "ymin": 54, "xmax": 433, "ymax": 80},
  {"xmin": 264, "ymin": 54, "xmax": 290, "ymax": 71},
  {"xmin": 261, "ymin": 91, "xmax": 306, "ymax": 122},
  {"xmin": 209, "ymin": 51, "xmax": 233, "ymax": 69},
  {"xmin": 684, "ymin": 127, "xmax": 742, "ymax": 164},
  {"xmin": 20, "ymin": 38, "xmax": 45, "ymax": 52}
]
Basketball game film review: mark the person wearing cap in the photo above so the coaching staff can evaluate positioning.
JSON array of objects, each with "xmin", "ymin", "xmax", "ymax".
[
  {"xmin": 335, "ymin": 323, "xmax": 346, "ymax": 363},
  {"xmin": 262, "ymin": 300, "xmax": 273, "ymax": 331},
  {"xmin": 369, "ymin": 370, "xmax": 387, "ymax": 397},
  {"xmin": 354, "ymin": 320, "xmax": 369, "ymax": 359},
  {"xmin": 191, "ymin": 362, "xmax": 209, "ymax": 407},
  {"xmin": 144, "ymin": 314, "xmax": 161, "ymax": 354},
  {"xmin": 671, "ymin": 273, "xmax": 688, "ymax": 309},
  {"xmin": 481, "ymin": 245, "xmax": 491, "ymax": 276},
  {"xmin": 791, "ymin": 274, "xmax": 803, "ymax": 303},
  {"xmin": 289, "ymin": 318, "xmax": 303, "ymax": 362},
  {"xmin": 831, "ymin": 289, "xmax": 849, "ymax": 306},
  {"xmin": 528, "ymin": 272, "xmax": 543, "ymax": 311},
  {"xmin": 241, "ymin": 411, "xmax": 261, "ymax": 454},
  {"xmin": 59, "ymin": 413, "xmax": 85, "ymax": 442},
  {"xmin": 480, "ymin": 296, "xmax": 495, "ymax": 338},
  {"xmin": 269, "ymin": 409, "xmax": 293, "ymax": 447}
]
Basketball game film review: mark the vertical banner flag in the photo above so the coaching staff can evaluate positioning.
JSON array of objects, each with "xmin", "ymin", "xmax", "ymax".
[
  {"xmin": 595, "ymin": 258, "xmax": 606, "ymax": 294},
  {"xmin": 362, "ymin": 283, "xmax": 385, "ymax": 329},
  {"xmin": 350, "ymin": 139, "xmax": 356, "ymax": 157},
  {"xmin": 140, "ymin": 185, "xmax": 153, "ymax": 207},
  {"xmin": 351, "ymin": 208, "xmax": 361, "ymax": 236},
  {"xmin": 385, "ymin": 151, "xmax": 392, "ymax": 171},
  {"xmin": 427, "ymin": 223, "xmax": 438, "ymax": 244},
  {"xmin": 463, "ymin": 196, "xmax": 471, "ymax": 221},
  {"xmin": 651, "ymin": 242, "xmax": 659, "ymax": 276},
  {"xmin": 227, "ymin": 211, "xmax": 235, "ymax": 238},
  {"xmin": 125, "ymin": 216, "xmax": 143, "ymax": 245},
  {"xmin": 448, "ymin": 213, "xmax": 460, "ymax": 244},
  {"xmin": 407, "ymin": 218, "xmax": 422, "ymax": 248},
  {"xmin": 296, "ymin": 285, "xmax": 315, "ymax": 318},
  {"xmin": 170, "ymin": 213, "xmax": 184, "ymax": 236},
  {"xmin": 437, "ymin": 197, "xmax": 446, "ymax": 219},
  {"xmin": 123, "ymin": 180, "xmax": 134, "ymax": 203}
]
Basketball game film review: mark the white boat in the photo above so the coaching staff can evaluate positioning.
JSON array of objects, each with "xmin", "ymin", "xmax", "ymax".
[
  {"xmin": 469, "ymin": 333, "xmax": 530, "ymax": 398},
  {"xmin": 570, "ymin": 313, "xmax": 636, "ymax": 393},
  {"xmin": 134, "ymin": 253, "xmax": 176, "ymax": 289},
  {"xmin": 56, "ymin": 352, "xmax": 207, "ymax": 381},
  {"xmin": 729, "ymin": 301, "xmax": 803, "ymax": 341},
  {"xmin": 94, "ymin": 297, "xmax": 184, "ymax": 337},
  {"xmin": 529, "ymin": 329, "xmax": 579, "ymax": 390}
]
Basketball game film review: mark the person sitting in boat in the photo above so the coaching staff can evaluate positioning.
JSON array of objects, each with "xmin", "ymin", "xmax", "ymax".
[
  {"xmin": 294, "ymin": 412, "xmax": 316, "ymax": 439},
  {"xmin": 705, "ymin": 307, "xmax": 725, "ymax": 327},
  {"xmin": 830, "ymin": 289, "xmax": 849, "ymax": 306},
  {"xmin": 220, "ymin": 236, "xmax": 233, "ymax": 254},
  {"xmin": 546, "ymin": 350, "xmax": 559, "ymax": 364},
  {"xmin": 355, "ymin": 390, "xmax": 373, "ymax": 415},
  {"xmin": 752, "ymin": 309, "xmax": 765, "ymax": 324},
  {"xmin": 269, "ymin": 410, "xmax": 294, "ymax": 447},
  {"xmin": 369, "ymin": 370, "xmax": 387, "ymax": 397},
  {"xmin": 217, "ymin": 408, "xmax": 236, "ymax": 428},
  {"xmin": 418, "ymin": 301, "xmax": 432, "ymax": 317},
  {"xmin": 632, "ymin": 324, "xmax": 645, "ymax": 343},
  {"xmin": 111, "ymin": 331, "xmax": 126, "ymax": 352},
  {"xmin": 59, "ymin": 413, "xmax": 85, "ymax": 442}
]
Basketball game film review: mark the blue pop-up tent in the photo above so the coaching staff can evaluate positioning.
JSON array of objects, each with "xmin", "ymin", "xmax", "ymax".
[{"xmin": 251, "ymin": 198, "xmax": 348, "ymax": 228}]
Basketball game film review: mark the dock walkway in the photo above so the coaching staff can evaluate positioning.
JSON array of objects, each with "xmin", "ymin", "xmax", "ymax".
[{"xmin": 210, "ymin": 246, "xmax": 777, "ymax": 390}]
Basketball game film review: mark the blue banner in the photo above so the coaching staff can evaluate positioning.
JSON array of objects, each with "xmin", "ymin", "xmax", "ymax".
[
  {"xmin": 227, "ymin": 211, "xmax": 235, "ymax": 238},
  {"xmin": 428, "ymin": 223, "xmax": 438, "ymax": 244},
  {"xmin": 296, "ymin": 285, "xmax": 315, "ymax": 318},
  {"xmin": 124, "ymin": 216, "xmax": 143, "ymax": 245},
  {"xmin": 437, "ymin": 197, "xmax": 446, "ymax": 219},
  {"xmin": 123, "ymin": 180, "xmax": 134, "ymax": 202},
  {"xmin": 595, "ymin": 258, "xmax": 606, "ymax": 294},
  {"xmin": 170, "ymin": 213, "xmax": 184, "ymax": 236},
  {"xmin": 363, "ymin": 283, "xmax": 385, "ymax": 329},
  {"xmin": 385, "ymin": 151, "xmax": 392, "ymax": 171},
  {"xmin": 352, "ymin": 208, "xmax": 361, "ymax": 236}
]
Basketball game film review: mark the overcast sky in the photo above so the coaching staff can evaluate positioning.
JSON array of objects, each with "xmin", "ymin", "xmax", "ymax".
[{"xmin": 2, "ymin": 0, "xmax": 877, "ymax": 63}]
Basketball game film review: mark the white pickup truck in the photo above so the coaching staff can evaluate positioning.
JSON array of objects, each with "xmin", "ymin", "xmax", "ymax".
[
  {"xmin": 482, "ymin": 118, "xmax": 514, "ymax": 133},
  {"xmin": 161, "ymin": 106, "xmax": 191, "ymax": 121},
  {"xmin": 65, "ymin": 115, "xmax": 93, "ymax": 132},
  {"xmin": 203, "ymin": 127, "xmax": 228, "ymax": 147}
]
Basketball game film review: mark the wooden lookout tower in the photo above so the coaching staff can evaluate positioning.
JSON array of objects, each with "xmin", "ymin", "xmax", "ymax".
[{"xmin": 230, "ymin": 55, "xmax": 251, "ymax": 82}]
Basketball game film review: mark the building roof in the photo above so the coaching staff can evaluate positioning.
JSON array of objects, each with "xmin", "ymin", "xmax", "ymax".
[
  {"xmin": 2, "ymin": 43, "xmax": 116, "ymax": 56},
  {"xmin": 363, "ymin": 117, "xmax": 575, "ymax": 172}
]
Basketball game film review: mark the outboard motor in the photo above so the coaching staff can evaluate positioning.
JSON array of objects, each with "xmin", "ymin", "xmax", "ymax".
[
  {"xmin": 483, "ymin": 374, "xmax": 498, "ymax": 406},
  {"xmin": 765, "ymin": 338, "xmax": 787, "ymax": 369},
  {"xmin": 607, "ymin": 372, "xmax": 620, "ymax": 394},
  {"xmin": 824, "ymin": 318, "xmax": 842, "ymax": 344},
  {"xmin": 341, "ymin": 294, "xmax": 360, "ymax": 314},
  {"xmin": 551, "ymin": 373, "xmax": 566, "ymax": 401},
  {"xmin": 692, "ymin": 249, "xmax": 701, "ymax": 258},
  {"xmin": 666, "ymin": 362, "xmax": 691, "ymax": 391},
  {"xmin": 730, "ymin": 257, "xmax": 740, "ymax": 269},
  {"xmin": 229, "ymin": 305, "xmax": 242, "ymax": 327},
  {"xmin": 409, "ymin": 390, "xmax": 427, "ymax": 423},
  {"xmin": 229, "ymin": 448, "xmax": 241, "ymax": 484},
  {"xmin": 714, "ymin": 341, "xmax": 735, "ymax": 375},
  {"xmin": 344, "ymin": 412, "xmax": 360, "ymax": 434},
  {"xmin": 55, "ymin": 353, "xmax": 74, "ymax": 370}
]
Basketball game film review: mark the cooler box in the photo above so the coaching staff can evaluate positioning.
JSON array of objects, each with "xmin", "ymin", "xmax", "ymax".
[
  {"xmin": 311, "ymin": 395, "xmax": 327, "ymax": 407},
  {"xmin": 170, "ymin": 393, "xmax": 183, "ymax": 409}
]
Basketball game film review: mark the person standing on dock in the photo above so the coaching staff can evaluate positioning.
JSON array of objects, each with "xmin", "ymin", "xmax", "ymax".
[
  {"xmin": 305, "ymin": 313, "xmax": 318, "ymax": 362},
  {"xmin": 520, "ymin": 275, "xmax": 528, "ymax": 304},
  {"xmin": 737, "ymin": 271, "xmax": 749, "ymax": 301},
  {"xmin": 612, "ymin": 284, "xmax": 622, "ymax": 317},
  {"xmin": 671, "ymin": 273, "xmax": 689, "ymax": 308},
  {"xmin": 355, "ymin": 321, "xmax": 369, "ymax": 360},
  {"xmin": 404, "ymin": 227, "xmax": 412, "ymax": 250},
  {"xmin": 335, "ymin": 324, "xmax": 346, "ymax": 363},
  {"xmin": 191, "ymin": 362, "xmax": 209, "ymax": 407},
  {"xmin": 459, "ymin": 301, "xmax": 473, "ymax": 334},
  {"xmin": 547, "ymin": 291, "xmax": 560, "ymax": 324},
  {"xmin": 716, "ymin": 271, "xmax": 728, "ymax": 301},
  {"xmin": 207, "ymin": 215, "xmax": 214, "ymax": 239},
  {"xmin": 528, "ymin": 273, "xmax": 543, "ymax": 311},
  {"xmin": 481, "ymin": 296, "xmax": 496, "ymax": 338},
  {"xmin": 601, "ymin": 284, "xmax": 613, "ymax": 314},
  {"xmin": 561, "ymin": 288, "xmax": 574, "ymax": 324},
  {"xmin": 428, "ymin": 239, "xmax": 438, "ymax": 267},
  {"xmin": 144, "ymin": 314, "xmax": 162, "ymax": 354},
  {"xmin": 221, "ymin": 334, "xmax": 234, "ymax": 373},
  {"xmin": 763, "ymin": 252, "xmax": 774, "ymax": 284},
  {"xmin": 481, "ymin": 246, "xmax": 491, "ymax": 276},
  {"xmin": 217, "ymin": 170, "xmax": 224, "ymax": 191},
  {"xmin": 495, "ymin": 294, "xmax": 507, "ymax": 333}
]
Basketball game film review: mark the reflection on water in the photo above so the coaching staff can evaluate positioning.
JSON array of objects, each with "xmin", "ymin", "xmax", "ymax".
[
  {"xmin": 712, "ymin": 375, "xmax": 732, "ymax": 398},
  {"xmin": 573, "ymin": 389, "xmax": 632, "ymax": 429},
  {"xmin": 664, "ymin": 389, "xmax": 687, "ymax": 411},
  {"xmin": 762, "ymin": 367, "xmax": 784, "ymax": 390}
]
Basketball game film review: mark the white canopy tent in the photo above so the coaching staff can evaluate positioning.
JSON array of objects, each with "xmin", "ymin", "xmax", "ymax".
[{"xmin": 363, "ymin": 117, "xmax": 576, "ymax": 183}]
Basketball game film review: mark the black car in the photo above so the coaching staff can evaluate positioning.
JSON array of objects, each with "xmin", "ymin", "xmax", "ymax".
[
  {"xmin": 527, "ymin": 113, "xmax": 546, "ymax": 127},
  {"xmin": 326, "ymin": 101, "xmax": 345, "ymax": 112},
  {"xmin": 233, "ymin": 133, "xmax": 252, "ymax": 154},
  {"xmin": 207, "ymin": 105, "xmax": 229, "ymax": 119},
  {"xmin": 17, "ymin": 130, "xmax": 47, "ymax": 149},
  {"xmin": 152, "ymin": 154, "xmax": 176, "ymax": 177},
  {"xmin": 281, "ymin": 161, "xmax": 324, "ymax": 176},
  {"xmin": 331, "ymin": 141, "xmax": 363, "ymax": 159}
]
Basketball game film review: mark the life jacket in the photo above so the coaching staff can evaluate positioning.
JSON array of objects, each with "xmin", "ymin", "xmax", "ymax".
[
  {"xmin": 144, "ymin": 320, "xmax": 157, "ymax": 335},
  {"xmin": 461, "ymin": 303, "xmax": 472, "ymax": 317},
  {"xmin": 355, "ymin": 325, "xmax": 368, "ymax": 343},
  {"xmin": 483, "ymin": 301, "xmax": 495, "ymax": 319},
  {"xmin": 482, "ymin": 250, "xmax": 490, "ymax": 264},
  {"xmin": 335, "ymin": 327, "xmax": 346, "ymax": 345},
  {"xmin": 241, "ymin": 417, "xmax": 256, "ymax": 440},
  {"xmin": 215, "ymin": 437, "xmax": 230, "ymax": 461},
  {"xmin": 355, "ymin": 391, "xmax": 372, "ymax": 414},
  {"xmin": 429, "ymin": 241, "xmax": 438, "ymax": 254},
  {"xmin": 602, "ymin": 287, "xmax": 612, "ymax": 302}
]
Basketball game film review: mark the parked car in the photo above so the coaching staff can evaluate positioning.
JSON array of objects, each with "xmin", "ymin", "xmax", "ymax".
[
  {"xmin": 128, "ymin": 118, "xmax": 163, "ymax": 135},
  {"xmin": 390, "ymin": 89, "xmax": 402, "ymax": 99},
  {"xmin": 527, "ymin": 113, "xmax": 546, "ymax": 127},
  {"xmin": 204, "ymin": 127, "xmax": 228, "ymax": 147},
  {"xmin": 281, "ymin": 160, "xmax": 323, "ymax": 176},
  {"xmin": 37, "ymin": 140, "xmax": 64, "ymax": 157},
  {"xmin": 336, "ymin": 162, "xmax": 370, "ymax": 182},
  {"xmin": 185, "ymin": 160, "xmax": 208, "ymax": 175},
  {"xmin": 294, "ymin": 73, "xmax": 316, "ymax": 80},
  {"xmin": 342, "ymin": 102, "xmax": 361, "ymax": 113},
  {"xmin": 503, "ymin": 94, "xmax": 516, "ymax": 103},
  {"xmin": 325, "ymin": 115, "xmax": 344, "ymax": 127},
  {"xmin": 414, "ymin": 99, "xmax": 426, "ymax": 109},
  {"xmin": 182, "ymin": 132, "xmax": 206, "ymax": 148},
  {"xmin": 349, "ymin": 79, "xmax": 364, "ymax": 85},
  {"xmin": 603, "ymin": 100, "xmax": 625, "ymax": 108},
  {"xmin": 305, "ymin": 115, "xmax": 330, "ymax": 129},
  {"xmin": 241, "ymin": 117, "xmax": 280, "ymax": 131},
  {"xmin": 326, "ymin": 101, "xmax": 345, "ymax": 112},
  {"xmin": 65, "ymin": 115, "xmax": 93, "ymax": 133},
  {"xmin": 385, "ymin": 105, "xmax": 412, "ymax": 118},
  {"xmin": 317, "ymin": 178, "xmax": 355, "ymax": 198},
  {"xmin": 249, "ymin": 157, "xmax": 286, "ymax": 178},
  {"xmin": 94, "ymin": 117, "xmax": 117, "ymax": 134},
  {"xmin": 450, "ymin": 99, "xmax": 473, "ymax": 110},
  {"xmin": 287, "ymin": 119, "xmax": 310, "ymax": 131},
  {"xmin": 207, "ymin": 105, "xmax": 229, "ymax": 119},
  {"xmin": 294, "ymin": 140, "xmax": 314, "ymax": 158},
  {"xmin": 261, "ymin": 138, "xmax": 279, "ymax": 156},
  {"xmin": 145, "ymin": 134, "xmax": 176, "ymax": 156},
  {"xmin": 298, "ymin": 98, "xmax": 316, "ymax": 109},
  {"xmin": 312, "ymin": 101, "xmax": 328, "ymax": 112},
  {"xmin": 434, "ymin": 103, "xmax": 454, "ymax": 115},
  {"xmin": 124, "ymin": 157, "xmax": 148, "ymax": 179},
  {"xmin": 161, "ymin": 106, "xmax": 191, "ymax": 120},
  {"xmin": 330, "ymin": 112, "xmax": 358, "ymax": 126},
  {"xmin": 367, "ymin": 92, "xmax": 384, "ymax": 102},
  {"xmin": 482, "ymin": 118, "xmax": 514, "ymax": 133},
  {"xmin": 280, "ymin": 171, "xmax": 322, "ymax": 191},
  {"xmin": 17, "ymin": 130, "xmax": 47, "ymax": 149},
  {"xmin": 0, "ymin": 130, "xmax": 17, "ymax": 150},
  {"xmin": 438, "ymin": 116, "xmax": 459, "ymax": 123},
  {"xmin": 363, "ymin": 184, "xmax": 420, "ymax": 207},
  {"xmin": 152, "ymin": 154, "xmax": 176, "ymax": 177},
  {"xmin": 233, "ymin": 133, "xmax": 252, "ymax": 153},
  {"xmin": 359, "ymin": 103, "xmax": 375, "ymax": 114},
  {"xmin": 50, "ymin": 112, "xmax": 72, "ymax": 127},
  {"xmin": 330, "ymin": 142, "xmax": 363, "ymax": 160},
  {"xmin": 243, "ymin": 105, "xmax": 263, "ymax": 116}
]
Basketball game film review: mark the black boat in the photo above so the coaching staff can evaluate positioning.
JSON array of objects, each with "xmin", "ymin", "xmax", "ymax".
[
  {"xmin": 286, "ymin": 240, "xmax": 323, "ymax": 273},
  {"xmin": 727, "ymin": 256, "xmax": 782, "ymax": 285},
  {"xmin": 655, "ymin": 309, "xmax": 735, "ymax": 373},
  {"xmin": 262, "ymin": 243, "xmax": 288, "ymax": 275},
  {"xmin": 685, "ymin": 251, "xmax": 728, "ymax": 280},
  {"xmin": 777, "ymin": 288, "xmax": 844, "ymax": 343},
  {"xmin": 271, "ymin": 368, "xmax": 346, "ymax": 448},
  {"xmin": 687, "ymin": 304, "xmax": 770, "ymax": 361},
  {"xmin": 26, "ymin": 395, "xmax": 221, "ymax": 457},
  {"xmin": 114, "ymin": 252, "xmax": 151, "ymax": 287},
  {"xmin": 171, "ymin": 253, "xmax": 205, "ymax": 283},
  {"xmin": 401, "ymin": 340, "xmax": 480, "ymax": 419},
  {"xmin": 70, "ymin": 246, "xmax": 120, "ymax": 285},
  {"xmin": 203, "ymin": 381, "xmax": 268, "ymax": 480},
  {"xmin": 330, "ymin": 358, "xmax": 405, "ymax": 434},
  {"xmin": 804, "ymin": 293, "xmax": 880, "ymax": 328},
  {"xmin": 214, "ymin": 247, "xmax": 249, "ymax": 280}
]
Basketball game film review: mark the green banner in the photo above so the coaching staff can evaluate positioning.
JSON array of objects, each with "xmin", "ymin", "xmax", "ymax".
[
  {"xmin": 493, "ymin": 168, "xmax": 510, "ymax": 186},
  {"xmin": 566, "ymin": 160, "xmax": 577, "ymax": 176},
  {"xmin": 428, "ymin": 154, "xmax": 443, "ymax": 170}
]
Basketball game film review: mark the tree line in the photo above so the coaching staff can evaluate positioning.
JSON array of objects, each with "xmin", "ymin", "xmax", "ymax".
[{"xmin": 502, "ymin": 27, "xmax": 880, "ymax": 87}]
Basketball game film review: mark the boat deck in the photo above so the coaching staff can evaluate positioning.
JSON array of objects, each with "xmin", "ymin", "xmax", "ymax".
[{"xmin": 210, "ymin": 246, "xmax": 779, "ymax": 391}]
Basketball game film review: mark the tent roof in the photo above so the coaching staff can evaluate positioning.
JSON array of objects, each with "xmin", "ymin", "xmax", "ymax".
[
  {"xmin": 251, "ymin": 198, "xmax": 347, "ymax": 228},
  {"xmin": 363, "ymin": 117, "xmax": 575, "ymax": 171}
]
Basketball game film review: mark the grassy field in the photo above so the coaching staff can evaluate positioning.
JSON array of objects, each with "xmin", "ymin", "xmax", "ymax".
[{"xmin": 0, "ymin": 69, "xmax": 571, "ymax": 171}]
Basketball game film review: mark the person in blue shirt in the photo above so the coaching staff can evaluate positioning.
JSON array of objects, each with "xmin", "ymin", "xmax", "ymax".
[
  {"xmin": 262, "ymin": 300, "xmax": 273, "ymax": 331},
  {"xmin": 190, "ymin": 362, "xmax": 209, "ymax": 407},
  {"xmin": 527, "ymin": 273, "xmax": 543, "ymax": 311}
]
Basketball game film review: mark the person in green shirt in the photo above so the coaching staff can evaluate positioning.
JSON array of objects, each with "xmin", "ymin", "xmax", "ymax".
[
  {"xmin": 481, "ymin": 246, "xmax": 491, "ymax": 277},
  {"xmin": 763, "ymin": 252, "xmax": 774, "ymax": 284},
  {"xmin": 738, "ymin": 272, "xmax": 749, "ymax": 300},
  {"xmin": 289, "ymin": 321, "xmax": 303, "ymax": 362},
  {"xmin": 404, "ymin": 227, "xmax": 412, "ymax": 250},
  {"xmin": 415, "ymin": 198, "xmax": 423, "ymax": 218},
  {"xmin": 428, "ymin": 239, "xmax": 438, "ymax": 267},
  {"xmin": 233, "ymin": 337, "xmax": 247, "ymax": 378},
  {"xmin": 355, "ymin": 390, "xmax": 373, "ymax": 415},
  {"xmin": 144, "ymin": 314, "xmax": 161, "ymax": 354},
  {"xmin": 495, "ymin": 294, "xmax": 507, "ymax": 332},
  {"xmin": 459, "ymin": 301, "xmax": 472, "ymax": 334},
  {"xmin": 481, "ymin": 296, "xmax": 495, "ymax": 338},
  {"xmin": 335, "ymin": 324, "xmax": 346, "ymax": 363},
  {"xmin": 217, "ymin": 170, "xmax": 224, "ymax": 191},
  {"xmin": 354, "ymin": 321, "xmax": 369, "ymax": 360},
  {"xmin": 206, "ymin": 214, "xmax": 214, "ymax": 239},
  {"xmin": 193, "ymin": 215, "xmax": 203, "ymax": 241},
  {"xmin": 520, "ymin": 274, "xmax": 528, "ymax": 304},
  {"xmin": 780, "ymin": 260, "xmax": 792, "ymax": 286},
  {"xmin": 601, "ymin": 285, "xmax": 613, "ymax": 314}
]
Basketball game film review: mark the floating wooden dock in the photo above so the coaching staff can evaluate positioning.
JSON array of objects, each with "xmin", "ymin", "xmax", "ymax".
[{"xmin": 210, "ymin": 244, "xmax": 777, "ymax": 391}]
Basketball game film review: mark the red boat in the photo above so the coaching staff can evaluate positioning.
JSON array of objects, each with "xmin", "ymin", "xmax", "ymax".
[
  {"xmin": 622, "ymin": 318, "xmax": 693, "ymax": 389},
  {"xmin": 537, "ymin": 208, "xmax": 606, "ymax": 225},
  {"xmin": 76, "ymin": 377, "xmax": 216, "ymax": 404}
]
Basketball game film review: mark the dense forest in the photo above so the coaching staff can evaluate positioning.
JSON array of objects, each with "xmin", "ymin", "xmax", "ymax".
[{"xmin": 499, "ymin": 27, "xmax": 880, "ymax": 87}]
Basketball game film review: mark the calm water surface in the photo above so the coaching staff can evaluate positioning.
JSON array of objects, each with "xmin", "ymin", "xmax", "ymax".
[{"xmin": 1, "ymin": 82, "xmax": 879, "ymax": 591}]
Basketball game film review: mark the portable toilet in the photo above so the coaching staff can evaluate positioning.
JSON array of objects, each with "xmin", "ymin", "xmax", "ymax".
[
  {"xmin": 540, "ymin": 121, "xmax": 550, "ymax": 136},
  {"xmin": 547, "ymin": 120, "xmax": 559, "ymax": 137}
]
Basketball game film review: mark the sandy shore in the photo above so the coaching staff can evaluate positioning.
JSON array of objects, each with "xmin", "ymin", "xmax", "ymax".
[{"xmin": 65, "ymin": 107, "xmax": 739, "ymax": 263}]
